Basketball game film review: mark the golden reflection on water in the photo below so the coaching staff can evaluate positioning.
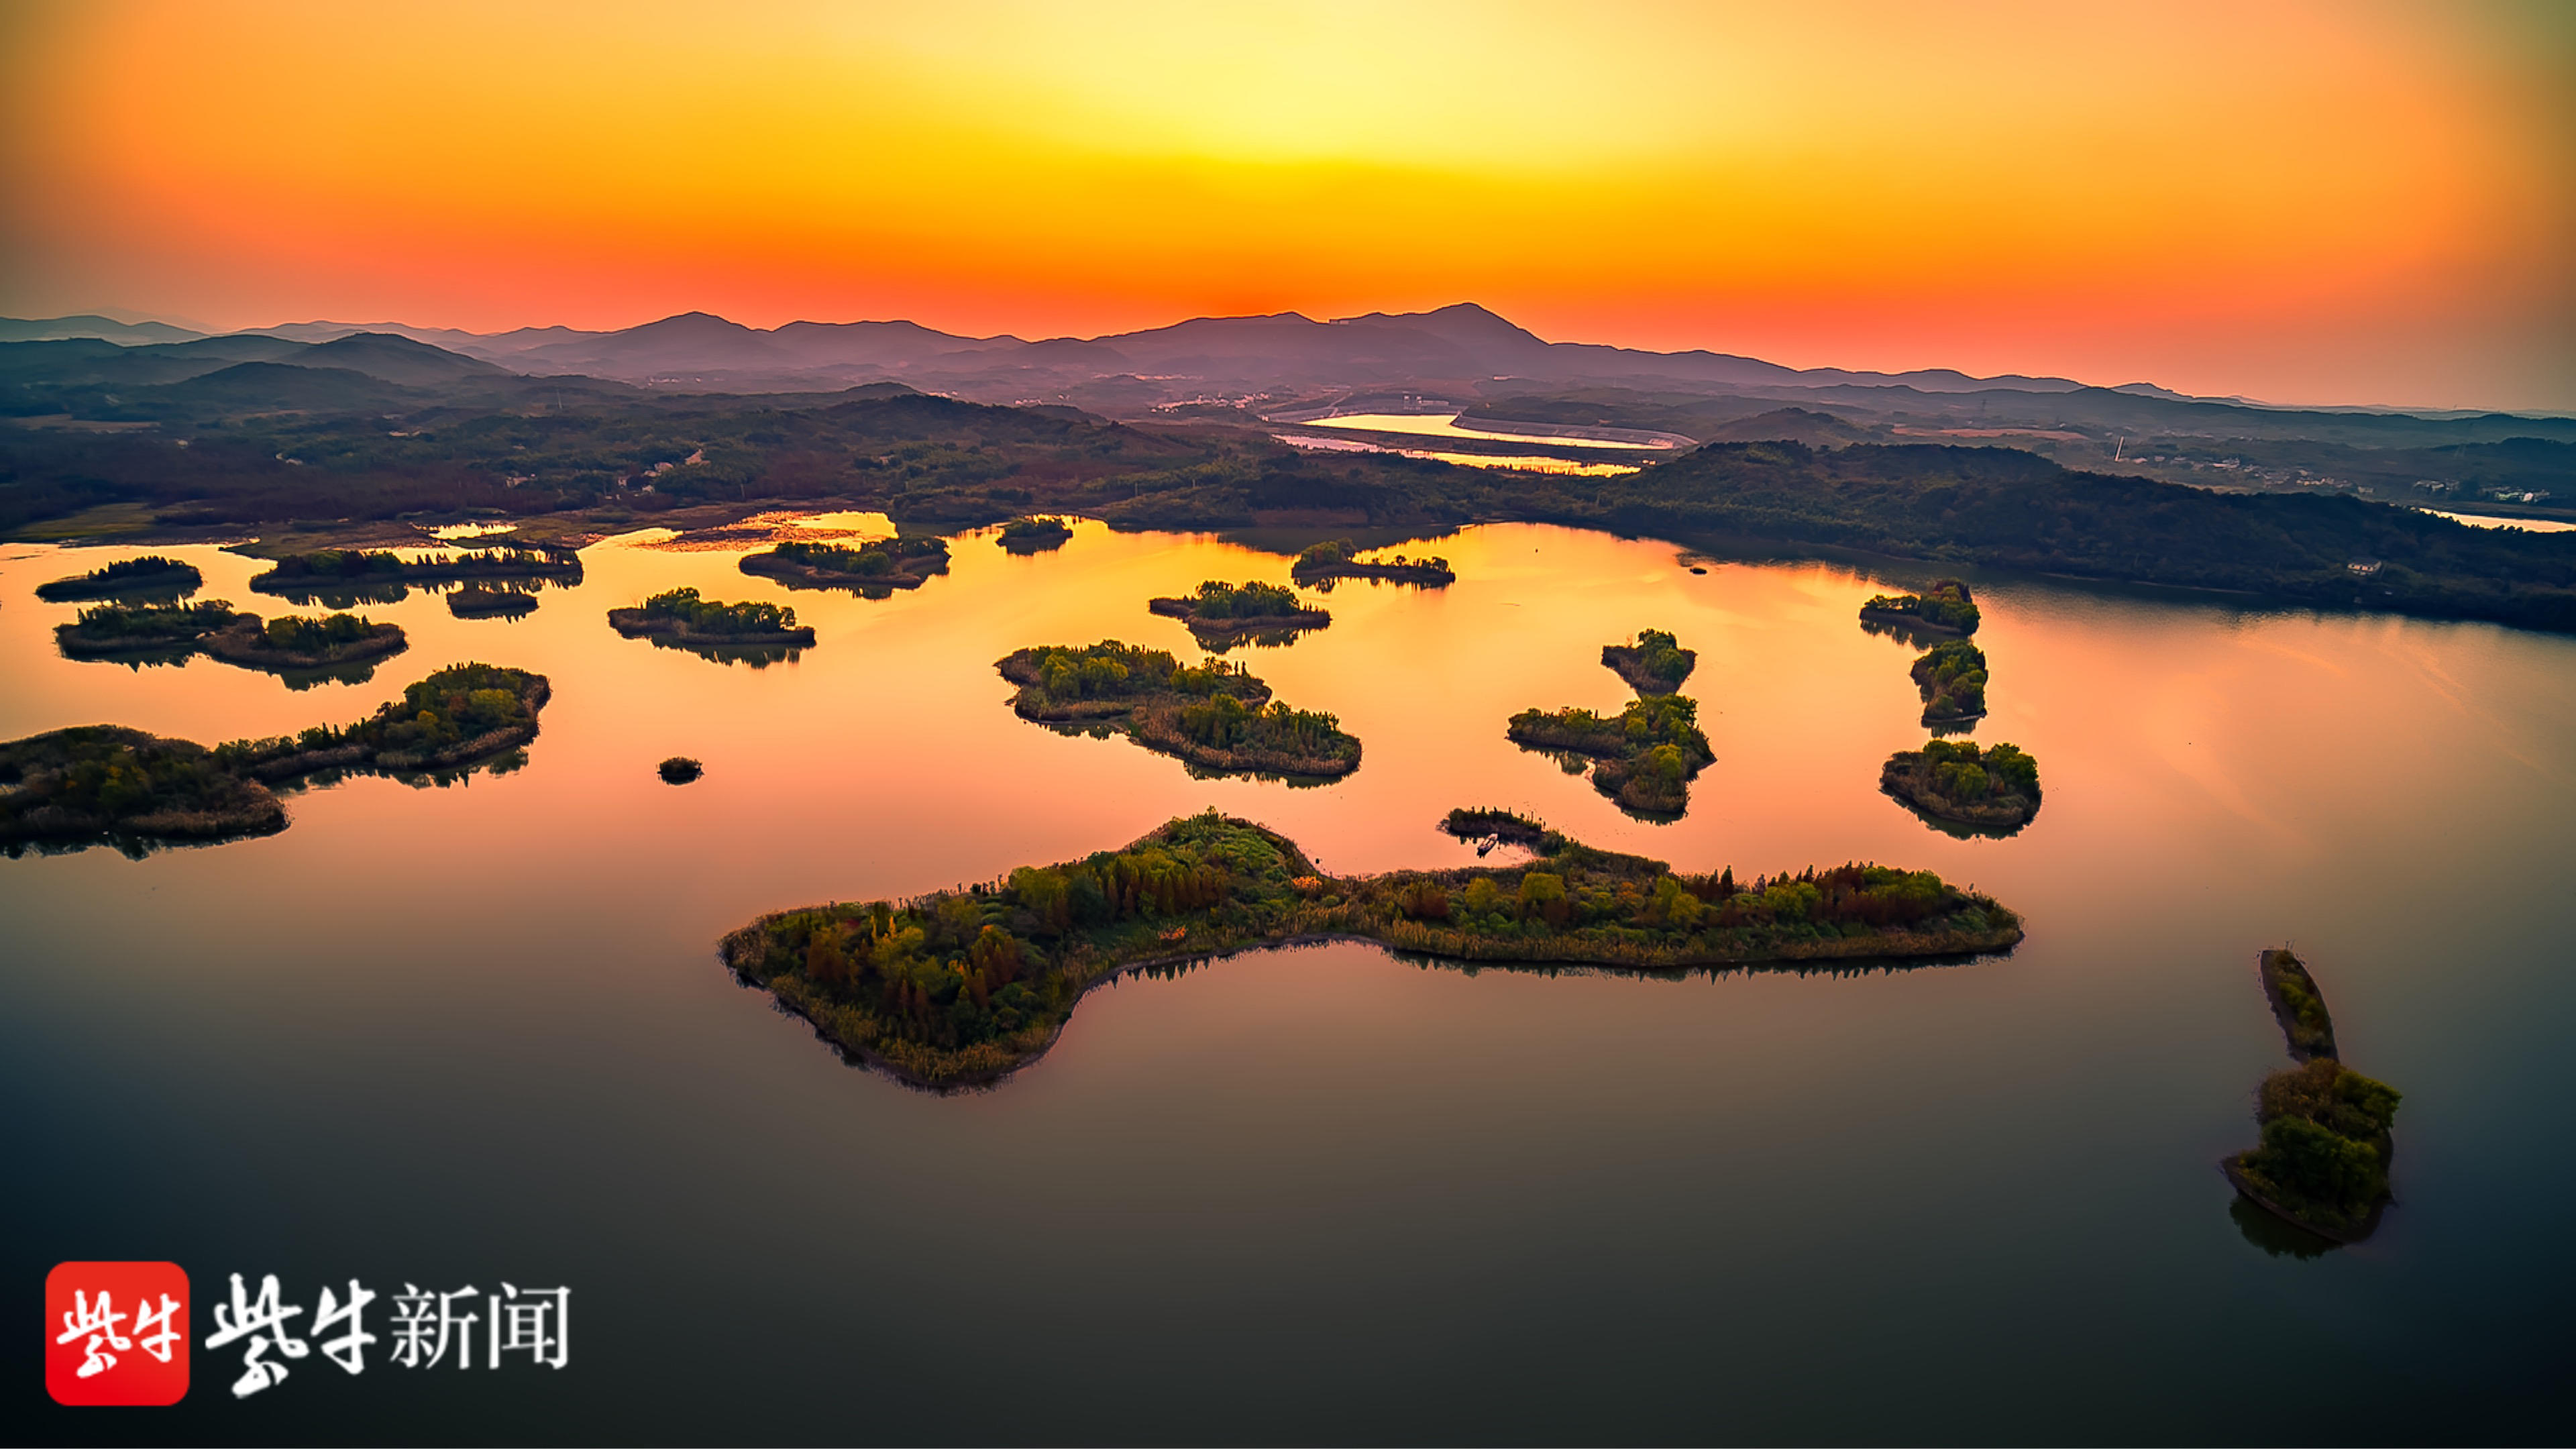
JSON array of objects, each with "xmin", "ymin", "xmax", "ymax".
[{"xmin": 1305, "ymin": 413, "xmax": 1670, "ymax": 449}]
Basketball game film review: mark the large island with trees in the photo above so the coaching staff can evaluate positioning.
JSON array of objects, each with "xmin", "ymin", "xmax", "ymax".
[
  {"xmin": 720, "ymin": 810, "xmax": 2025, "ymax": 1087},
  {"xmin": 2223, "ymin": 949, "xmax": 2402, "ymax": 1244},
  {"xmin": 1879, "ymin": 739, "xmax": 2041, "ymax": 832},
  {"xmin": 1147, "ymin": 580, "xmax": 1330, "ymax": 649},
  {"xmin": 36, "ymin": 555, "xmax": 205, "ymax": 602},
  {"xmin": 1290, "ymin": 539, "xmax": 1455, "ymax": 587},
  {"xmin": 610, "ymin": 587, "xmax": 815, "ymax": 657},
  {"xmin": 741, "ymin": 536, "xmax": 951, "ymax": 594},
  {"xmin": 1510, "ymin": 632, "xmax": 1715, "ymax": 816},
  {"xmin": 1860, "ymin": 579, "xmax": 1981, "ymax": 635}
]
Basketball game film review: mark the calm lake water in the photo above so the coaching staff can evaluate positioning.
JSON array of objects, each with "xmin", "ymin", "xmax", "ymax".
[{"xmin": 5, "ymin": 519, "xmax": 2573, "ymax": 1444}]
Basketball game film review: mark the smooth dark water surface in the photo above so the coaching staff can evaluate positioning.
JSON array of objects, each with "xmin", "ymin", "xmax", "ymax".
[{"xmin": 5, "ymin": 519, "xmax": 2571, "ymax": 1444}]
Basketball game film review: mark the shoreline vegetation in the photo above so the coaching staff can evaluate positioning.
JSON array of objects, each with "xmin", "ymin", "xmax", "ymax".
[
  {"xmin": 0, "ymin": 662, "xmax": 549, "ymax": 855},
  {"xmin": 1290, "ymin": 538, "xmax": 1455, "ymax": 588},
  {"xmin": 996, "ymin": 641, "xmax": 1361, "ymax": 778},
  {"xmin": 447, "ymin": 585, "xmax": 539, "ymax": 618},
  {"xmin": 740, "ymin": 536, "xmax": 951, "ymax": 595},
  {"xmin": 36, "ymin": 555, "xmax": 204, "ymax": 602},
  {"xmin": 1860, "ymin": 578, "xmax": 1980, "ymax": 636},
  {"xmin": 1600, "ymin": 628, "xmax": 1697, "ymax": 692},
  {"xmin": 719, "ymin": 810, "xmax": 2026, "ymax": 1089},
  {"xmin": 997, "ymin": 516, "xmax": 1074, "ymax": 552},
  {"xmin": 249, "ymin": 546, "xmax": 580, "ymax": 604},
  {"xmin": 1509, "ymin": 632, "xmax": 1714, "ymax": 817},
  {"xmin": 1146, "ymin": 579, "xmax": 1331, "ymax": 650},
  {"xmin": 609, "ymin": 586, "xmax": 815, "ymax": 660},
  {"xmin": 1911, "ymin": 638, "xmax": 1989, "ymax": 729},
  {"xmin": 2222, "ymin": 948, "xmax": 2402, "ymax": 1244},
  {"xmin": 1879, "ymin": 739, "xmax": 2041, "ymax": 833}
]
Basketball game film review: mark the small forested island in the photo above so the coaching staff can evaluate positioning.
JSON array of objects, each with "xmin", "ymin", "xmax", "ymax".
[
  {"xmin": 1146, "ymin": 580, "xmax": 1331, "ymax": 649},
  {"xmin": 0, "ymin": 662, "xmax": 548, "ymax": 854},
  {"xmin": 1912, "ymin": 638, "xmax": 1990, "ymax": 728},
  {"xmin": 741, "ymin": 537, "xmax": 951, "ymax": 594},
  {"xmin": 2224, "ymin": 950, "xmax": 2402, "ymax": 1244},
  {"xmin": 1860, "ymin": 578, "xmax": 1980, "ymax": 635},
  {"xmin": 720, "ymin": 810, "xmax": 2026, "ymax": 1087},
  {"xmin": 1879, "ymin": 739, "xmax": 2041, "ymax": 832},
  {"xmin": 1601, "ymin": 628, "xmax": 1697, "ymax": 693},
  {"xmin": 997, "ymin": 640, "xmax": 1360, "ymax": 778},
  {"xmin": 200, "ymin": 611, "xmax": 408, "ymax": 674},
  {"xmin": 1440, "ymin": 806, "xmax": 1564, "ymax": 854},
  {"xmin": 659, "ymin": 755, "xmax": 704, "ymax": 784},
  {"xmin": 610, "ymin": 588, "xmax": 816, "ymax": 656},
  {"xmin": 1290, "ymin": 539, "xmax": 1455, "ymax": 588},
  {"xmin": 1509, "ymin": 692, "xmax": 1715, "ymax": 817},
  {"xmin": 36, "ymin": 555, "xmax": 205, "ymax": 602},
  {"xmin": 250, "ymin": 547, "xmax": 581, "ymax": 603},
  {"xmin": 447, "ymin": 585, "xmax": 539, "ymax": 619},
  {"xmin": 54, "ymin": 600, "xmax": 244, "ymax": 659},
  {"xmin": 997, "ymin": 516, "xmax": 1074, "ymax": 552}
]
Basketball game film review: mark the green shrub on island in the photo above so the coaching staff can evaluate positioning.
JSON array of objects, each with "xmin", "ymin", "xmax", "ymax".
[
  {"xmin": 741, "ymin": 536, "xmax": 951, "ymax": 592},
  {"xmin": 35, "ymin": 555, "xmax": 204, "ymax": 602},
  {"xmin": 54, "ymin": 600, "xmax": 242, "ymax": 657},
  {"xmin": 720, "ymin": 811, "xmax": 2025, "ymax": 1087},
  {"xmin": 2229, "ymin": 1057, "xmax": 2402, "ymax": 1240},
  {"xmin": 608, "ymin": 588, "xmax": 814, "ymax": 652},
  {"xmin": 1862, "ymin": 578, "xmax": 1980, "ymax": 635},
  {"xmin": 1601, "ymin": 628, "xmax": 1696, "ymax": 692},
  {"xmin": 997, "ymin": 641, "xmax": 1358, "ymax": 777},
  {"xmin": 1290, "ymin": 539, "xmax": 1455, "ymax": 586},
  {"xmin": 2260, "ymin": 947, "xmax": 2338, "ymax": 1060},
  {"xmin": 1441, "ymin": 808, "xmax": 1567, "ymax": 854},
  {"xmin": 1913, "ymin": 638, "xmax": 1989, "ymax": 726},
  {"xmin": 1508, "ymin": 692, "xmax": 1715, "ymax": 817},
  {"xmin": 1880, "ymin": 738, "xmax": 2041, "ymax": 831},
  {"xmin": 447, "ymin": 586, "xmax": 539, "ymax": 619},
  {"xmin": 4, "ymin": 661, "xmax": 549, "ymax": 853},
  {"xmin": 659, "ymin": 756, "xmax": 704, "ymax": 784},
  {"xmin": 998, "ymin": 516, "xmax": 1074, "ymax": 551}
]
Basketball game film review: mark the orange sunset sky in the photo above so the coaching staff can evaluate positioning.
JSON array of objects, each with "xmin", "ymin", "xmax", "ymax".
[{"xmin": 3, "ymin": 0, "xmax": 2571, "ymax": 411}]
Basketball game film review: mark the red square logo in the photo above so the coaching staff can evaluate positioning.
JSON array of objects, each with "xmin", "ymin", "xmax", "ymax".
[{"xmin": 46, "ymin": 1262, "xmax": 190, "ymax": 1407}]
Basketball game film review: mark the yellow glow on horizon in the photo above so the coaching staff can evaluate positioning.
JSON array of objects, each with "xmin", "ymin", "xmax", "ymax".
[{"xmin": 3, "ymin": 0, "xmax": 2569, "ymax": 408}]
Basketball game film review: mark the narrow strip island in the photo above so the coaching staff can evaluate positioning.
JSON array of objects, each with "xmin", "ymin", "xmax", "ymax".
[
  {"xmin": 250, "ymin": 547, "xmax": 582, "ymax": 604},
  {"xmin": 1600, "ymin": 628, "xmax": 1697, "ymax": 693},
  {"xmin": 740, "ymin": 537, "xmax": 951, "ymax": 595},
  {"xmin": 1913, "ymin": 638, "xmax": 1990, "ymax": 729},
  {"xmin": 0, "ymin": 662, "xmax": 549, "ymax": 855},
  {"xmin": 609, "ymin": 587, "xmax": 815, "ymax": 663},
  {"xmin": 1146, "ymin": 580, "xmax": 1331, "ymax": 650},
  {"xmin": 1880, "ymin": 739, "xmax": 2041, "ymax": 833},
  {"xmin": 719, "ymin": 810, "xmax": 2026, "ymax": 1088},
  {"xmin": 998, "ymin": 517, "xmax": 1074, "ymax": 553},
  {"xmin": 54, "ymin": 600, "xmax": 244, "ymax": 661},
  {"xmin": 1860, "ymin": 578, "xmax": 1981, "ymax": 636},
  {"xmin": 447, "ymin": 585, "xmax": 539, "ymax": 619},
  {"xmin": 2223, "ymin": 949, "xmax": 2402, "ymax": 1244},
  {"xmin": 996, "ymin": 640, "xmax": 1361, "ymax": 778},
  {"xmin": 36, "ymin": 555, "xmax": 205, "ymax": 602},
  {"xmin": 1290, "ymin": 539, "xmax": 1455, "ymax": 588}
]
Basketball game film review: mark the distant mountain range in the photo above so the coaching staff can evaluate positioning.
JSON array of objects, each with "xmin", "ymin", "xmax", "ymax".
[{"xmin": 0, "ymin": 303, "xmax": 2178, "ymax": 408}]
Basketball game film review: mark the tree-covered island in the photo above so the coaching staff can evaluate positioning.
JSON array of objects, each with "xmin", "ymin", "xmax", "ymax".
[
  {"xmin": 1879, "ymin": 739, "xmax": 2041, "ymax": 832},
  {"xmin": 609, "ymin": 588, "xmax": 816, "ymax": 657},
  {"xmin": 720, "ymin": 810, "xmax": 2025, "ymax": 1088},
  {"xmin": 249, "ymin": 546, "xmax": 581, "ymax": 604},
  {"xmin": 1289, "ymin": 539, "xmax": 1455, "ymax": 588},
  {"xmin": 1860, "ymin": 578, "xmax": 1981, "ymax": 635},
  {"xmin": 199, "ymin": 611, "xmax": 408, "ymax": 675},
  {"xmin": 1146, "ymin": 580, "xmax": 1332, "ymax": 649},
  {"xmin": 1509, "ymin": 694, "xmax": 1715, "ymax": 817},
  {"xmin": 2224, "ymin": 950, "xmax": 2402, "ymax": 1244},
  {"xmin": 997, "ymin": 640, "xmax": 1360, "ymax": 778},
  {"xmin": 740, "ymin": 537, "xmax": 951, "ymax": 595},
  {"xmin": 35, "ymin": 555, "xmax": 205, "ymax": 602},
  {"xmin": 1912, "ymin": 638, "xmax": 1990, "ymax": 728},
  {"xmin": 447, "ymin": 584, "xmax": 539, "ymax": 619},
  {"xmin": 997, "ymin": 516, "xmax": 1075, "ymax": 552},
  {"xmin": 0, "ymin": 662, "xmax": 548, "ymax": 855},
  {"xmin": 53, "ymin": 599, "xmax": 244, "ymax": 660},
  {"xmin": 1600, "ymin": 628, "xmax": 1697, "ymax": 692}
]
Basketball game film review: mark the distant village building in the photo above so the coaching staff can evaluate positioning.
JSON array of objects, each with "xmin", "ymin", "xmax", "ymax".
[{"xmin": 2347, "ymin": 559, "xmax": 2383, "ymax": 577}]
